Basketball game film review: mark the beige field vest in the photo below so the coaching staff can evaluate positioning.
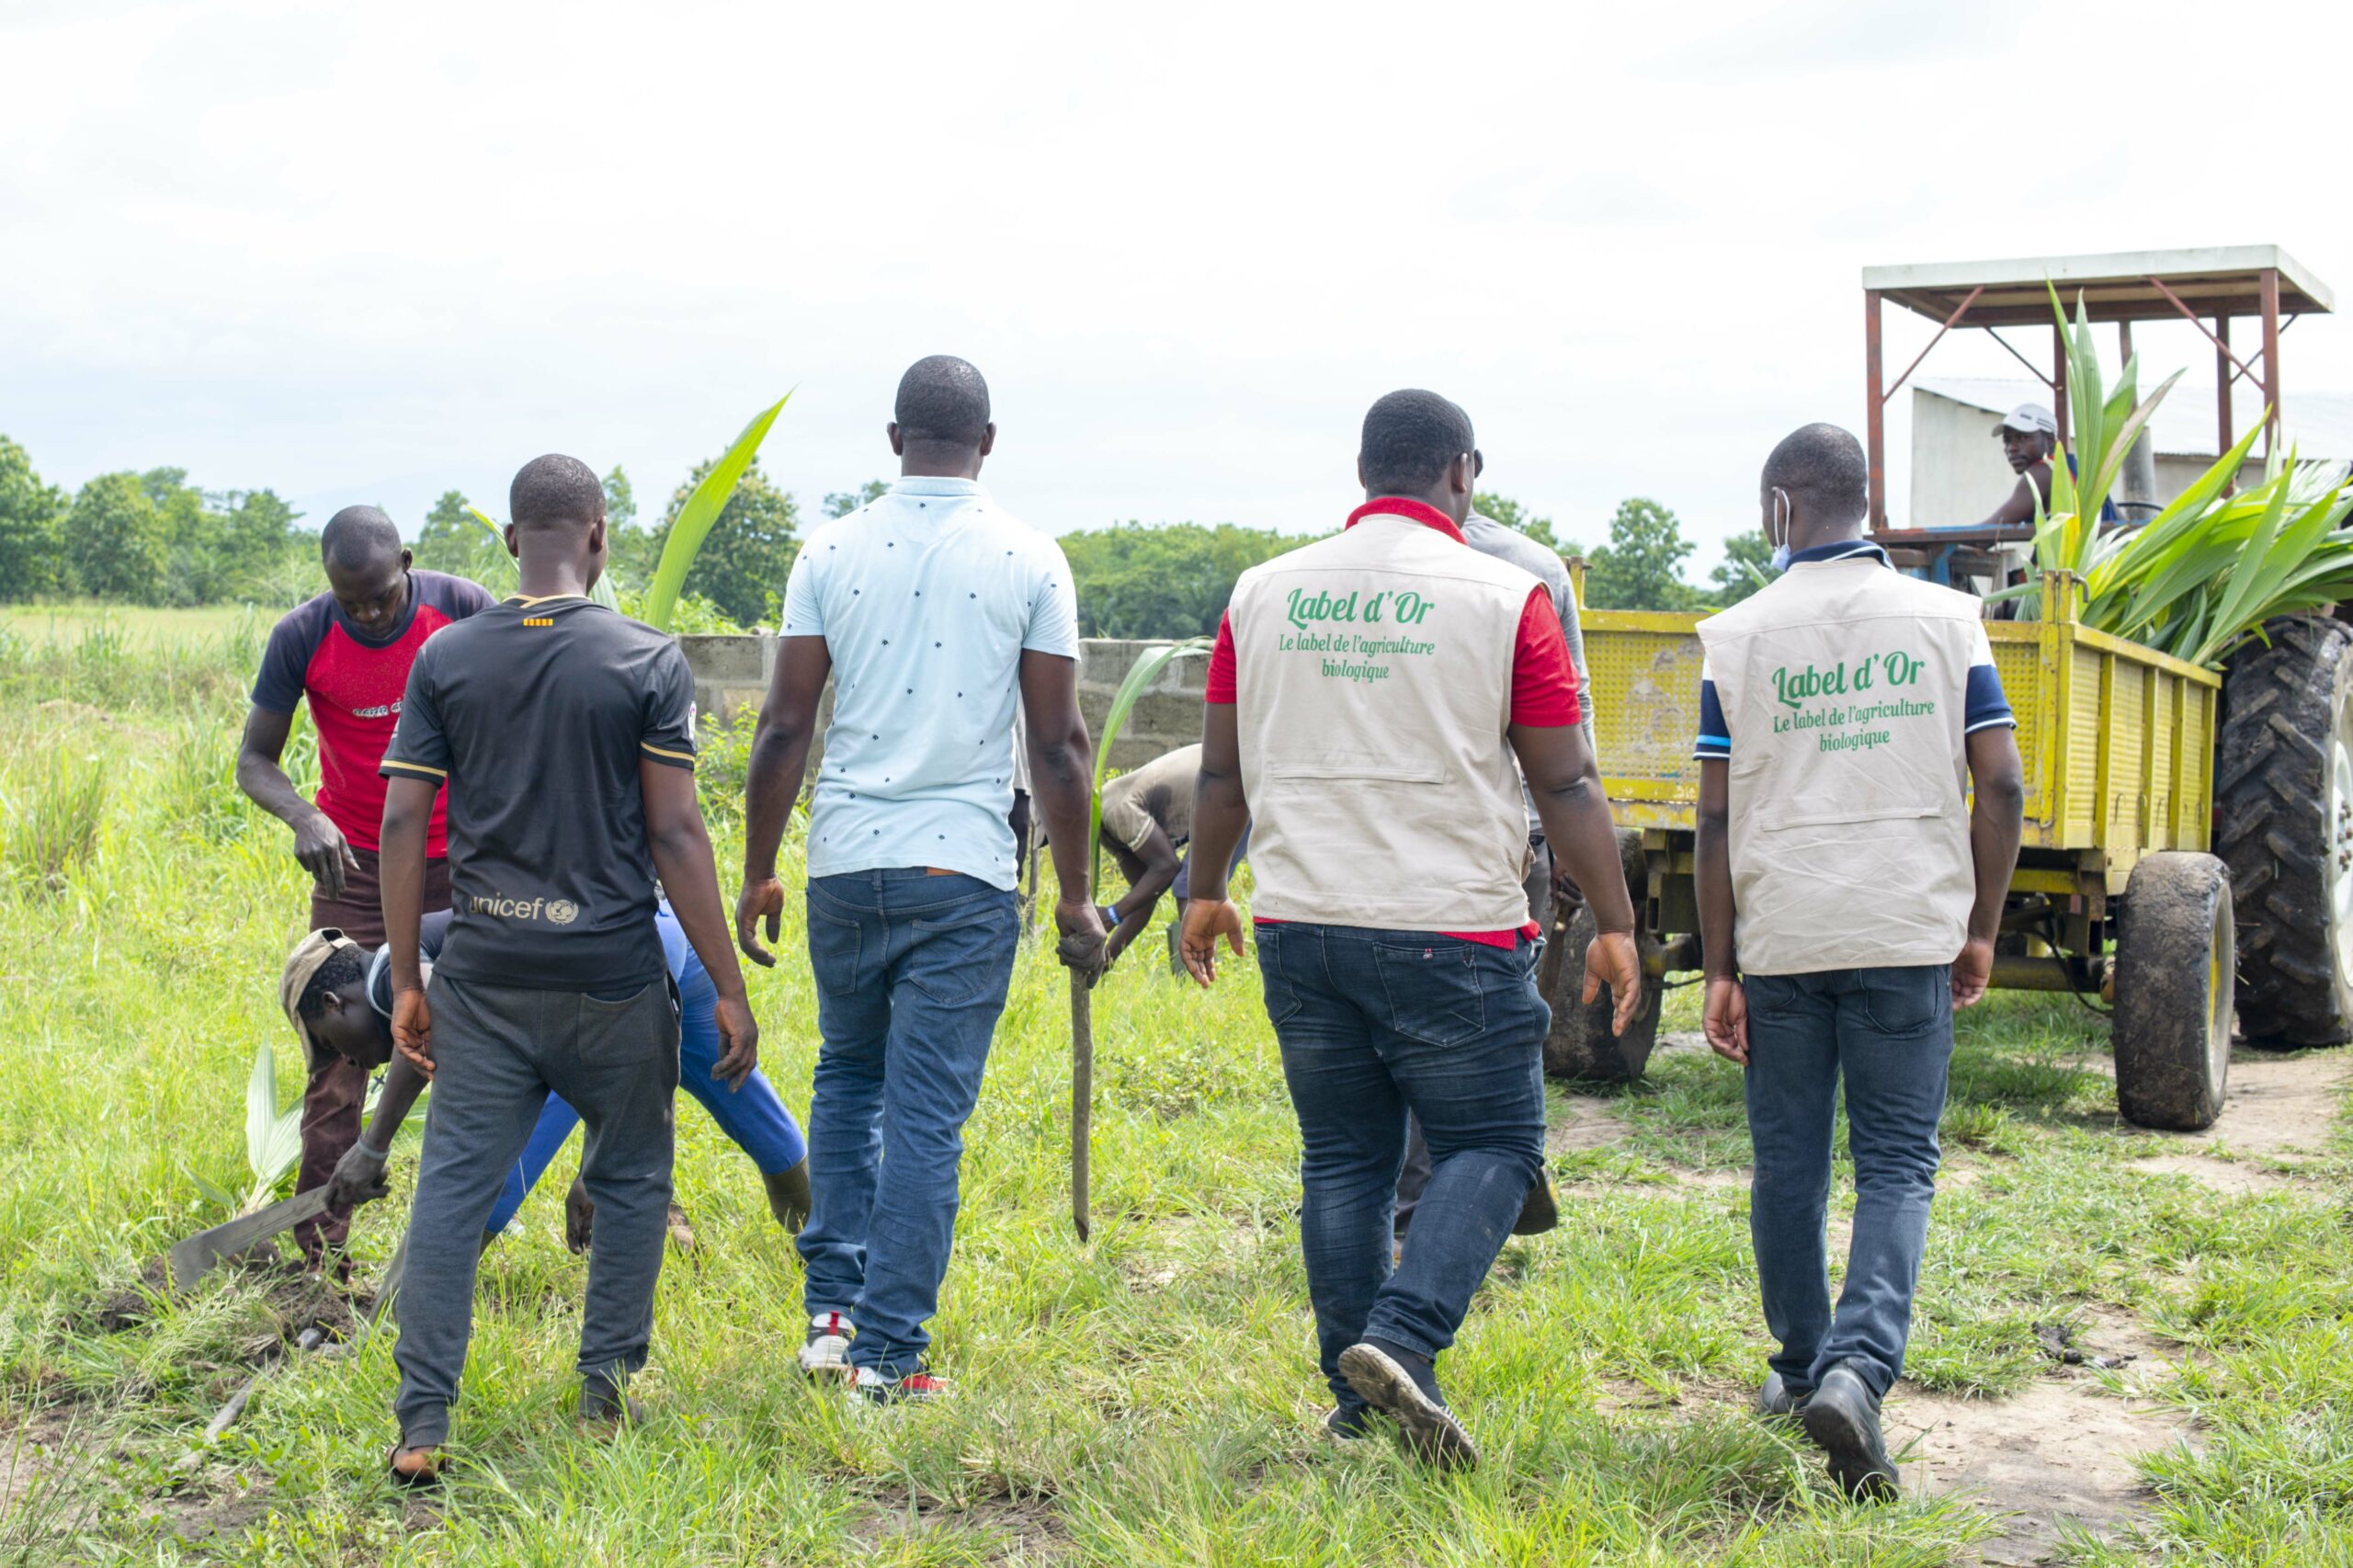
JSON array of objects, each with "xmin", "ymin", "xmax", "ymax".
[
  {"xmin": 1697, "ymin": 557, "xmax": 1989, "ymax": 975},
  {"xmin": 1229, "ymin": 510, "xmax": 1539, "ymax": 931}
]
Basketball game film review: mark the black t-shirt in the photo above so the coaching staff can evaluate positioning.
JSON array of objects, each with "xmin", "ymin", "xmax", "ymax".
[{"xmin": 378, "ymin": 595, "xmax": 698, "ymax": 992}]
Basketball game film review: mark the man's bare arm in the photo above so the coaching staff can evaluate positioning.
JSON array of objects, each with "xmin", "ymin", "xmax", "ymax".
[
  {"xmin": 735, "ymin": 635, "xmax": 832, "ymax": 965},
  {"xmin": 1511, "ymin": 721, "xmax": 1642, "ymax": 1034},
  {"xmin": 1975, "ymin": 466, "xmax": 2052, "ymax": 530},
  {"xmin": 379, "ymin": 774, "xmax": 437, "ymax": 1072},
  {"xmin": 237, "ymin": 705, "xmax": 360, "ymax": 898},
  {"xmin": 1694, "ymin": 757, "xmax": 1747, "ymax": 1064},
  {"xmin": 1176, "ymin": 703, "xmax": 1250, "ymax": 986},
  {"xmin": 1956, "ymin": 726, "xmax": 2027, "ymax": 1006},
  {"xmin": 1019, "ymin": 649, "xmax": 1107, "ymax": 981},
  {"xmin": 645, "ymin": 758, "xmax": 759, "ymax": 1087}
]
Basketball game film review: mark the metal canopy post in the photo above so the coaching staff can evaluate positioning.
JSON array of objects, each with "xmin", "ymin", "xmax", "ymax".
[
  {"xmin": 2217, "ymin": 316, "xmax": 2234, "ymax": 475},
  {"xmin": 1865, "ymin": 290, "xmax": 1886, "ymax": 530},
  {"xmin": 2261, "ymin": 267, "xmax": 2283, "ymax": 455}
]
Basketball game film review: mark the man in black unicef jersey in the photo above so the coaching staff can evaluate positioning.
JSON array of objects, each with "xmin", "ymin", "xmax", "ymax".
[{"xmin": 373, "ymin": 454, "xmax": 759, "ymax": 1486}]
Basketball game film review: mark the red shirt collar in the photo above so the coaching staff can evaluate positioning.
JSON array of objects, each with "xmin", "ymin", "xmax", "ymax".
[{"xmin": 1346, "ymin": 497, "xmax": 1465, "ymax": 543}]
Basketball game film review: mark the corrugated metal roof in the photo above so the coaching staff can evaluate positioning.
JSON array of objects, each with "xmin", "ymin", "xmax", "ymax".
[{"xmin": 1915, "ymin": 376, "xmax": 2353, "ymax": 461}]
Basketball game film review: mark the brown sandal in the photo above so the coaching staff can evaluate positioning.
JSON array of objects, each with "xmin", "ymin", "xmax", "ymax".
[{"xmin": 387, "ymin": 1442, "xmax": 443, "ymax": 1489}]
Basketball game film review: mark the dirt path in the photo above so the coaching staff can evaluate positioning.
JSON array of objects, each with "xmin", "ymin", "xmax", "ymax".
[
  {"xmin": 2129, "ymin": 1047, "xmax": 2352, "ymax": 1192},
  {"xmin": 1536, "ymin": 1041, "xmax": 2353, "ymax": 1562},
  {"xmin": 1892, "ymin": 1366, "xmax": 2188, "ymax": 1566}
]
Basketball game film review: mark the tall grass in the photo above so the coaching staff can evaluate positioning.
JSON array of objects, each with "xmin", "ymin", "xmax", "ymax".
[
  {"xmin": 0, "ymin": 628, "xmax": 2348, "ymax": 1562},
  {"xmin": 0, "ymin": 748, "xmax": 108, "ymax": 892}
]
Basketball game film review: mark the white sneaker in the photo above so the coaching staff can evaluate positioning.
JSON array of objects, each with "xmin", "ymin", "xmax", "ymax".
[
  {"xmin": 798, "ymin": 1311, "xmax": 855, "ymax": 1381},
  {"xmin": 852, "ymin": 1365, "xmax": 949, "ymax": 1406}
]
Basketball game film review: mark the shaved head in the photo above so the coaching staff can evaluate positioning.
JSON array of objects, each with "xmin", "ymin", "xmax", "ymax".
[
  {"xmin": 1359, "ymin": 389, "xmax": 1475, "ymax": 497},
  {"xmin": 1763, "ymin": 423, "xmax": 1870, "ymax": 525},
  {"xmin": 320, "ymin": 506, "xmax": 403, "ymax": 571},
  {"xmin": 894, "ymin": 356, "xmax": 992, "ymax": 449},
  {"xmin": 509, "ymin": 454, "xmax": 606, "ymax": 530}
]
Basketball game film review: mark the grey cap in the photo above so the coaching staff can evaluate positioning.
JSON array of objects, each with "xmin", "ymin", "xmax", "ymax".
[{"xmin": 1993, "ymin": 403, "xmax": 2058, "ymax": 437}]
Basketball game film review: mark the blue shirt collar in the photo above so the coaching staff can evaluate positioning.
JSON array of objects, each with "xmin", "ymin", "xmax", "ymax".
[
  {"xmin": 1788, "ymin": 539, "xmax": 1892, "ymax": 568},
  {"xmin": 890, "ymin": 476, "xmax": 985, "ymax": 498}
]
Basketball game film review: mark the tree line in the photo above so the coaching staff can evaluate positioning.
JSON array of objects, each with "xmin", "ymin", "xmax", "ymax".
[{"xmin": 0, "ymin": 433, "xmax": 1770, "ymax": 631}]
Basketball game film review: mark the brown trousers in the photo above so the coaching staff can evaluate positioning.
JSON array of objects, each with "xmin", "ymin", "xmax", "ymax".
[{"xmin": 296, "ymin": 846, "xmax": 450, "ymax": 1266}]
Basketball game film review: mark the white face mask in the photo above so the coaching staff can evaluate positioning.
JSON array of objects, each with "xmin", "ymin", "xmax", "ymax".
[{"xmin": 1768, "ymin": 486, "xmax": 1793, "ymax": 572}]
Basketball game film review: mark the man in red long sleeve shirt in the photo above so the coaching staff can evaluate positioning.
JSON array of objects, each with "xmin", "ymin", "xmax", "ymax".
[
  {"xmin": 237, "ymin": 506, "xmax": 492, "ymax": 1267},
  {"xmin": 1178, "ymin": 389, "xmax": 1643, "ymax": 1470}
]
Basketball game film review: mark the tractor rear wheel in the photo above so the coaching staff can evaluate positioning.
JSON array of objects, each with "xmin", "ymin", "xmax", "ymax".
[
  {"xmin": 2112, "ymin": 851, "xmax": 2234, "ymax": 1131},
  {"xmin": 2216, "ymin": 615, "xmax": 2353, "ymax": 1045},
  {"xmin": 1543, "ymin": 828, "xmax": 1664, "ymax": 1082}
]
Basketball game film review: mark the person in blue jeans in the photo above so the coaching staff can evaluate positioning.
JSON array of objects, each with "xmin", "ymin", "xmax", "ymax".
[
  {"xmin": 1179, "ymin": 391, "xmax": 1643, "ymax": 1470},
  {"xmin": 317, "ymin": 904, "xmax": 811, "ymax": 1244},
  {"xmin": 1696, "ymin": 425, "xmax": 2023, "ymax": 1499},
  {"xmin": 735, "ymin": 356, "xmax": 1107, "ymax": 1404},
  {"xmin": 483, "ymin": 906, "xmax": 810, "ymax": 1244}
]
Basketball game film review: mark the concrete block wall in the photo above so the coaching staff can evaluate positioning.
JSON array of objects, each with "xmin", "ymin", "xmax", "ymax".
[{"xmin": 680, "ymin": 634, "xmax": 1211, "ymax": 778}]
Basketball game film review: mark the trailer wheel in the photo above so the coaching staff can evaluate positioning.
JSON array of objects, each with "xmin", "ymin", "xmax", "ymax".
[
  {"xmin": 1543, "ymin": 829, "xmax": 1664, "ymax": 1082},
  {"xmin": 2217, "ymin": 614, "xmax": 2353, "ymax": 1045},
  {"xmin": 2113, "ymin": 851, "xmax": 2234, "ymax": 1131}
]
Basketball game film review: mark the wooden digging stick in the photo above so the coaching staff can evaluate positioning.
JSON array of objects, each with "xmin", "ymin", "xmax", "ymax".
[{"xmin": 1071, "ymin": 973, "xmax": 1093, "ymax": 1242}]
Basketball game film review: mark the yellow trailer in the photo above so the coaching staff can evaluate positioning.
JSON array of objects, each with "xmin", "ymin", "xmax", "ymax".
[{"xmin": 1544, "ymin": 571, "xmax": 2241, "ymax": 1131}]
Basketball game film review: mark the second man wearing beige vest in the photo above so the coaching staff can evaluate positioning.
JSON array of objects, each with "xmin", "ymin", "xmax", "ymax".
[
  {"xmin": 1178, "ymin": 390, "xmax": 1643, "ymax": 1469},
  {"xmin": 1696, "ymin": 423, "xmax": 2024, "ymax": 1499}
]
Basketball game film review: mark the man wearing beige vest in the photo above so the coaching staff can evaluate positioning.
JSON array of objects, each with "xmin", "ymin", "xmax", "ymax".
[
  {"xmin": 1696, "ymin": 423, "xmax": 2024, "ymax": 1500},
  {"xmin": 1178, "ymin": 389, "xmax": 1643, "ymax": 1469}
]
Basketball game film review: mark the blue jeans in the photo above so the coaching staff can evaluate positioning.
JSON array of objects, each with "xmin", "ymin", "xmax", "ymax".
[
  {"xmin": 483, "ymin": 949, "xmax": 807, "ymax": 1236},
  {"xmin": 1744, "ymin": 965, "xmax": 1953, "ymax": 1400},
  {"xmin": 798, "ymin": 869, "xmax": 1019, "ymax": 1376},
  {"xmin": 1256, "ymin": 923, "xmax": 1549, "ymax": 1412}
]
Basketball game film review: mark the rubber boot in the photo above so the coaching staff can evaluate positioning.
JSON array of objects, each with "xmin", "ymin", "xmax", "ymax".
[{"xmin": 765, "ymin": 1160, "xmax": 812, "ymax": 1234}]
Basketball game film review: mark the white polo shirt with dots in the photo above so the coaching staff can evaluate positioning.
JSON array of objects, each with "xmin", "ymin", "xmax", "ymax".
[{"xmin": 781, "ymin": 476, "xmax": 1079, "ymax": 889}]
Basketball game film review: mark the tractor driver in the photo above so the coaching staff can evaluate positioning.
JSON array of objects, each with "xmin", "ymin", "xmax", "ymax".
[{"xmin": 1973, "ymin": 402, "xmax": 2119, "ymax": 530}]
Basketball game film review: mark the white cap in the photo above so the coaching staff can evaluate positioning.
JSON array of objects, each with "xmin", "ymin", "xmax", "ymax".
[{"xmin": 1993, "ymin": 403, "xmax": 2058, "ymax": 437}]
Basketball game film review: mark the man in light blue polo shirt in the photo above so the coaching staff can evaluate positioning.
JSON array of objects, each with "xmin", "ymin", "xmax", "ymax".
[{"xmin": 735, "ymin": 355, "xmax": 1107, "ymax": 1405}]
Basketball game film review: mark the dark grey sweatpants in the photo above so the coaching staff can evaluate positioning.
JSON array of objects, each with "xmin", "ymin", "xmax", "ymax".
[{"xmin": 393, "ymin": 972, "xmax": 679, "ymax": 1446}]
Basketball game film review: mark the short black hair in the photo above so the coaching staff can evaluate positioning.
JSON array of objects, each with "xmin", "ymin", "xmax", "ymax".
[
  {"xmin": 509, "ymin": 454, "xmax": 606, "ymax": 530},
  {"xmin": 296, "ymin": 945, "xmax": 369, "ymax": 1020},
  {"xmin": 1359, "ymin": 390, "xmax": 1475, "ymax": 497},
  {"xmin": 893, "ymin": 356, "xmax": 991, "ymax": 449},
  {"xmin": 1762, "ymin": 423, "xmax": 1870, "ymax": 524},
  {"xmin": 319, "ymin": 506, "xmax": 404, "ymax": 570}
]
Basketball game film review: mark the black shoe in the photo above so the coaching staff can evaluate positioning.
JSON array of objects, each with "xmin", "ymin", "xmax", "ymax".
[
  {"xmin": 1324, "ymin": 1403, "xmax": 1374, "ymax": 1441},
  {"xmin": 1336, "ymin": 1339, "xmax": 1478, "ymax": 1470},
  {"xmin": 1512, "ymin": 1176, "xmax": 1560, "ymax": 1236},
  {"xmin": 1802, "ymin": 1362, "xmax": 1899, "ymax": 1500},
  {"xmin": 1754, "ymin": 1371, "xmax": 1809, "ymax": 1419},
  {"xmin": 577, "ymin": 1379, "xmax": 643, "ymax": 1430}
]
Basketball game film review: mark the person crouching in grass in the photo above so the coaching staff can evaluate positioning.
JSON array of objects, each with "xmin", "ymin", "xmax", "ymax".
[
  {"xmin": 1178, "ymin": 389, "xmax": 1643, "ymax": 1470},
  {"xmin": 280, "ymin": 904, "xmax": 810, "ymax": 1252},
  {"xmin": 1695, "ymin": 423, "xmax": 2023, "ymax": 1499},
  {"xmin": 372, "ymin": 454, "xmax": 757, "ymax": 1486}
]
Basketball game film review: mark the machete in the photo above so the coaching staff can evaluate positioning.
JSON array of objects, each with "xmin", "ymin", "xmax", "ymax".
[
  {"xmin": 167, "ymin": 1187, "xmax": 332, "ymax": 1292},
  {"xmin": 1071, "ymin": 975, "xmax": 1093, "ymax": 1242}
]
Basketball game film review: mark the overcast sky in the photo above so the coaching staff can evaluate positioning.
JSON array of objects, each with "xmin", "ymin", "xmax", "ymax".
[{"xmin": 7, "ymin": 0, "xmax": 2351, "ymax": 575}]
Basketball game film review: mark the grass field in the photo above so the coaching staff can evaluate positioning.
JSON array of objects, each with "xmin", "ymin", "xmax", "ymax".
[
  {"xmin": 3, "ymin": 629, "xmax": 2352, "ymax": 1565},
  {"xmin": 0, "ymin": 603, "xmax": 278, "ymax": 650}
]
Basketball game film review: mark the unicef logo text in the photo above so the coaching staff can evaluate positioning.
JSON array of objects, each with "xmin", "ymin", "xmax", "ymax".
[{"xmin": 464, "ymin": 892, "xmax": 580, "ymax": 926}]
